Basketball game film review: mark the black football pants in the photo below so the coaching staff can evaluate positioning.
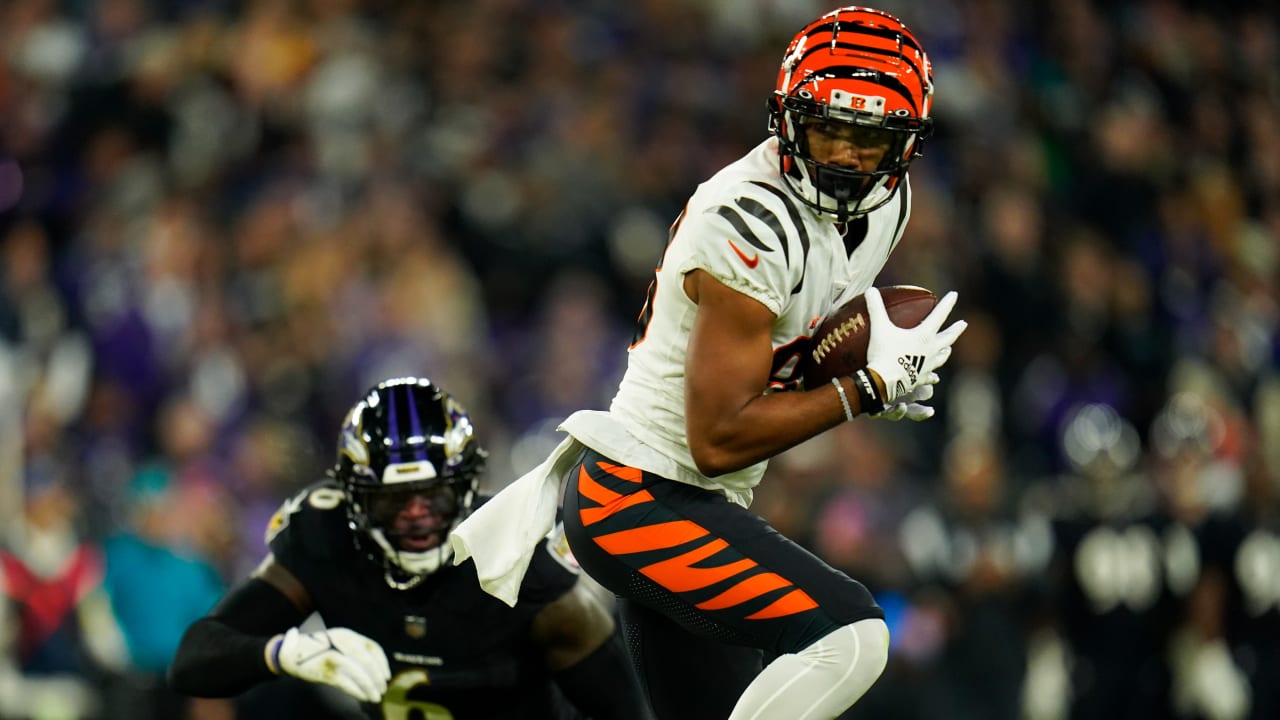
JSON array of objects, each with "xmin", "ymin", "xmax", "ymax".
[{"xmin": 562, "ymin": 449, "xmax": 883, "ymax": 720}]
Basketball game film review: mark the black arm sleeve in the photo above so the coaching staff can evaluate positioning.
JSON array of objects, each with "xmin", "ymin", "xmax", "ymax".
[
  {"xmin": 554, "ymin": 632, "xmax": 654, "ymax": 720},
  {"xmin": 167, "ymin": 577, "xmax": 311, "ymax": 697}
]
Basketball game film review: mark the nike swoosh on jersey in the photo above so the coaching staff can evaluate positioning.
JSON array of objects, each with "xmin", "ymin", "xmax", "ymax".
[{"xmin": 727, "ymin": 238, "xmax": 760, "ymax": 268}]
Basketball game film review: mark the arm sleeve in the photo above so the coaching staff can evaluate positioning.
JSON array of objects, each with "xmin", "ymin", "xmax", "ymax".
[
  {"xmin": 554, "ymin": 631, "xmax": 653, "ymax": 720},
  {"xmin": 166, "ymin": 577, "xmax": 311, "ymax": 697}
]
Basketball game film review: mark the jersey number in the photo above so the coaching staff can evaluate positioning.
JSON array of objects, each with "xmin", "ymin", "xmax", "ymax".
[
  {"xmin": 382, "ymin": 670, "xmax": 454, "ymax": 720},
  {"xmin": 1074, "ymin": 526, "xmax": 1162, "ymax": 613}
]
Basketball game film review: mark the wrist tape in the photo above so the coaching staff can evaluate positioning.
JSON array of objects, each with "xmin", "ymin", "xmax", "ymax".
[{"xmin": 852, "ymin": 369, "xmax": 887, "ymax": 415}]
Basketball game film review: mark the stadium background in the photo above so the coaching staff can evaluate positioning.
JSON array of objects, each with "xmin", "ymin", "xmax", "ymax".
[{"xmin": 0, "ymin": 0, "xmax": 1276, "ymax": 718}]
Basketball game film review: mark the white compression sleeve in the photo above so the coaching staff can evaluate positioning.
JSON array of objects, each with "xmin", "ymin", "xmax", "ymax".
[{"xmin": 728, "ymin": 618, "xmax": 890, "ymax": 720}]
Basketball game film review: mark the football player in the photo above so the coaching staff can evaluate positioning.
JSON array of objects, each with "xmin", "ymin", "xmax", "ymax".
[
  {"xmin": 451, "ymin": 7, "xmax": 966, "ymax": 719},
  {"xmin": 168, "ymin": 377, "xmax": 650, "ymax": 720},
  {"xmin": 1030, "ymin": 402, "xmax": 1196, "ymax": 719}
]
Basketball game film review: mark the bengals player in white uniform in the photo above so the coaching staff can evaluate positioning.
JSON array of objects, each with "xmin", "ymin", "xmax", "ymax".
[{"xmin": 454, "ymin": 7, "xmax": 967, "ymax": 720}]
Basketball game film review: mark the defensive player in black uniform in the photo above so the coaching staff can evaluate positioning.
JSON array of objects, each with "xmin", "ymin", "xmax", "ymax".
[
  {"xmin": 1156, "ymin": 393, "xmax": 1258, "ymax": 719},
  {"xmin": 1034, "ymin": 403, "xmax": 1195, "ymax": 720},
  {"xmin": 168, "ymin": 377, "xmax": 650, "ymax": 720}
]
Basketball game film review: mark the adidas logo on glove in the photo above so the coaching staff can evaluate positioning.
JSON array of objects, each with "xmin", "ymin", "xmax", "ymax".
[{"xmin": 897, "ymin": 354, "xmax": 925, "ymax": 384}]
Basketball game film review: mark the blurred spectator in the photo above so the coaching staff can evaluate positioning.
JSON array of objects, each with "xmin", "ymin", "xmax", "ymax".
[
  {"xmin": 808, "ymin": 421, "xmax": 924, "ymax": 596},
  {"xmin": 496, "ymin": 271, "xmax": 627, "ymax": 434},
  {"xmin": 896, "ymin": 434, "xmax": 1048, "ymax": 720},
  {"xmin": 0, "ymin": 468, "xmax": 126, "ymax": 720},
  {"xmin": 100, "ymin": 467, "xmax": 228, "ymax": 720}
]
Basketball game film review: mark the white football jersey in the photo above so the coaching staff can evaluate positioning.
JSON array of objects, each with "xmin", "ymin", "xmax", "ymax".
[{"xmin": 562, "ymin": 138, "xmax": 911, "ymax": 506}]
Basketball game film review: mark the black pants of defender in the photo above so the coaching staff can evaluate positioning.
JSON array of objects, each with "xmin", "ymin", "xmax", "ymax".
[{"xmin": 562, "ymin": 449, "xmax": 884, "ymax": 720}]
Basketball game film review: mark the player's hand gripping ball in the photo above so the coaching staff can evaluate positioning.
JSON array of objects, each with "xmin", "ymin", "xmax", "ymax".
[{"xmin": 801, "ymin": 285, "xmax": 938, "ymax": 389}]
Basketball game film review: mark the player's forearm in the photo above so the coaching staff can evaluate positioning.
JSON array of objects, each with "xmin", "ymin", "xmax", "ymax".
[
  {"xmin": 554, "ymin": 632, "xmax": 653, "ymax": 720},
  {"xmin": 167, "ymin": 617, "xmax": 277, "ymax": 697},
  {"xmin": 686, "ymin": 386, "xmax": 852, "ymax": 476},
  {"xmin": 168, "ymin": 575, "xmax": 311, "ymax": 697}
]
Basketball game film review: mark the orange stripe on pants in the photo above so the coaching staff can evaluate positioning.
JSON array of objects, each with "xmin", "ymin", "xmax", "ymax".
[
  {"xmin": 642, "ymin": 538, "xmax": 758, "ymax": 593},
  {"xmin": 595, "ymin": 520, "xmax": 708, "ymax": 555}
]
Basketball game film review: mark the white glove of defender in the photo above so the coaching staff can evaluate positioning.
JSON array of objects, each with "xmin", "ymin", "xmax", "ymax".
[
  {"xmin": 872, "ymin": 382, "xmax": 937, "ymax": 422},
  {"xmin": 865, "ymin": 287, "xmax": 967, "ymax": 405},
  {"xmin": 270, "ymin": 626, "xmax": 391, "ymax": 703}
]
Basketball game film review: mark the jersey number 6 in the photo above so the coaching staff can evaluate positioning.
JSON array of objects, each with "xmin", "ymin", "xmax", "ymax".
[{"xmin": 382, "ymin": 670, "xmax": 454, "ymax": 720}]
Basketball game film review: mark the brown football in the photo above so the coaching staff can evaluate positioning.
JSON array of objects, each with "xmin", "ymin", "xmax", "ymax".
[{"xmin": 801, "ymin": 285, "xmax": 938, "ymax": 389}]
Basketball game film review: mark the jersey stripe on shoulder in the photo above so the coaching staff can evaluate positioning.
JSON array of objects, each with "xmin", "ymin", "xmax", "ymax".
[
  {"xmin": 733, "ymin": 196, "xmax": 790, "ymax": 270},
  {"xmin": 713, "ymin": 205, "xmax": 774, "ymax": 258},
  {"xmin": 749, "ymin": 181, "xmax": 811, "ymax": 296}
]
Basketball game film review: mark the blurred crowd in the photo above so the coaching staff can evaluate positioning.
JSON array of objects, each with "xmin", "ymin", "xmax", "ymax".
[{"xmin": 0, "ymin": 0, "xmax": 1276, "ymax": 719}]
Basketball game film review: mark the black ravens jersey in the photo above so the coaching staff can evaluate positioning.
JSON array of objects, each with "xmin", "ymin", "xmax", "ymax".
[
  {"xmin": 1197, "ymin": 511, "xmax": 1280, "ymax": 720},
  {"xmin": 265, "ymin": 481, "xmax": 584, "ymax": 720},
  {"xmin": 1048, "ymin": 508, "xmax": 1196, "ymax": 720}
]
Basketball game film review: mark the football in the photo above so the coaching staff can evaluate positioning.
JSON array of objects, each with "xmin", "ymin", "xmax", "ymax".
[{"xmin": 802, "ymin": 285, "xmax": 938, "ymax": 389}]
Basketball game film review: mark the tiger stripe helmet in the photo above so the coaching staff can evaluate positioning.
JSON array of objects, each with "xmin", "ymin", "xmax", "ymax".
[{"xmin": 769, "ymin": 7, "xmax": 934, "ymax": 219}]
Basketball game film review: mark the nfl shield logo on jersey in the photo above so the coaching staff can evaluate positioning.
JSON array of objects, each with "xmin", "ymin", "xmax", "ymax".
[{"xmin": 405, "ymin": 615, "xmax": 427, "ymax": 638}]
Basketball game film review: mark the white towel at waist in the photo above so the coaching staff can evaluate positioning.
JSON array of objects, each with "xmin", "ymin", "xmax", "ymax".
[{"xmin": 449, "ymin": 435, "xmax": 584, "ymax": 607}]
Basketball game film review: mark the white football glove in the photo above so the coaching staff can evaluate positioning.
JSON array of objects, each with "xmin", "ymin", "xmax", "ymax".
[
  {"xmin": 269, "ymin": 627, "xmax": 391, "ymax": 704},
  {"xmin": 864, "ymin": 287, "xmax": 967, "ymax": 406},
  {"xmin": 872, "ymin": 382, "xmax": 937, "ymax": 422}
]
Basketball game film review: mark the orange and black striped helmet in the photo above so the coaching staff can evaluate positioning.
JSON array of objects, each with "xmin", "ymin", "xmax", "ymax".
[{"xmin": 769, "ymin": 7, "xmax": 933, "ymax": 219}]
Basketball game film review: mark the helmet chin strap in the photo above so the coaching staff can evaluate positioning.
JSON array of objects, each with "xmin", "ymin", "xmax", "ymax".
[
  {"xmin": 791, "ymin": 160, "xmax": 894, "ymax": 221},
  {"xmin": 370, "ymin": 528, "xmax": 454, "ymax": 589}
]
